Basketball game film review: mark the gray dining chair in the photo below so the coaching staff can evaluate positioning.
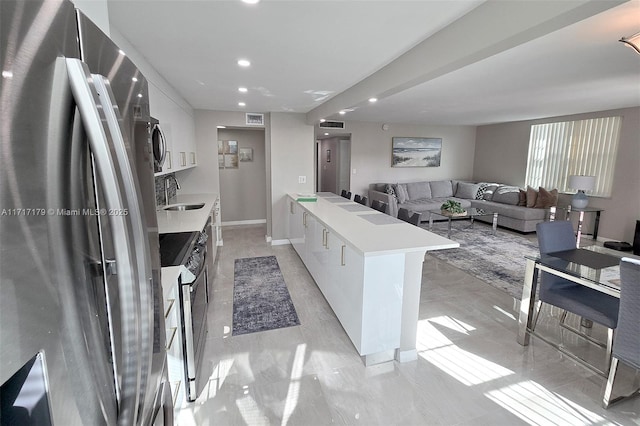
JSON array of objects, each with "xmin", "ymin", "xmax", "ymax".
[
  {"xmin": 398, "ymin": 208, "xmax": 421, "ymax": 226},
  {"xmin": 354, "ymin": 194, "xmax": 368, "ymax": 206},
  {"xmin": 602, "ymin": 257, "xmax": 640, "ymax": 408},
  {"xmin": 371, "ymin": 200, "xmax": 388, "ymax": 214},
  {"xmin": 341, "ymin": 190, "xmax": 352, "ymax": 200},
  {"xmin": 534, "ymin": 221, "xmax": 620, "ymax": 374}
]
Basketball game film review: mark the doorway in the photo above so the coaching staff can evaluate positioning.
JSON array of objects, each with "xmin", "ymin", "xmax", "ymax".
[{"xmin": 317, "ymin": 136, "xmax": 351, "ymax": 194}]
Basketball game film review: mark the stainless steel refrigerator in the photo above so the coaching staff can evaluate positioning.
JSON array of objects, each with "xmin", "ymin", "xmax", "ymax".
[{"xmin": 1, "ymin": 1, "xmax": 172, "ymax": 424}]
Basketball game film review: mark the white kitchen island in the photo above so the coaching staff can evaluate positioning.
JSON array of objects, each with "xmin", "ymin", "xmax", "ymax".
[{"xmin": 287, "ymin": 193, "xmax": 459, "ymax": 365}]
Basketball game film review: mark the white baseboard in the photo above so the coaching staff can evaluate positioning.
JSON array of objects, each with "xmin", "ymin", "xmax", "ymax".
[
  {"xmin": 221, "ymin": 219, "xmax": 266, "ymax": 226},
  {"xmin": 271, "ymin": 239, "xmax": 291, "ymax": 246}
]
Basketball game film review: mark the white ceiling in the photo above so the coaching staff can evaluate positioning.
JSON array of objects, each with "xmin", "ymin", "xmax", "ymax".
[{"xmin": 108, "ymin": 0, "xmax": 640, "ymax": 126}]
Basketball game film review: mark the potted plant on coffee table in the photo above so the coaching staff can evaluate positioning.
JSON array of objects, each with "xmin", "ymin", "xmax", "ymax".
[{"xmin": 440, "ymin": 200, "xmax": 467, "ymax": 217}]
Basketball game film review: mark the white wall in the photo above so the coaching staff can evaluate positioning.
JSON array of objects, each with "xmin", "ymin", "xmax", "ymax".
[
  {"xmin": 474, "ymin": 107, "xmax": 640, "ymax": 241},
  {"xmin": 270, "ymin": 113, "xmax": 315, "ymax": 241},
  {"xmin": 217, "ymin": 129, "xmax": 266, "ymax": 223},
  {"xmin": 181, "ymin": 110, "xmax": 313, "ymax": 241},
  {"xmin": 342, "ymin": 121, "xmax": 477, "ymax": 198},
  {"xmin": 72, "ymin": 0, "xmax": 110, "ymax": 35}
]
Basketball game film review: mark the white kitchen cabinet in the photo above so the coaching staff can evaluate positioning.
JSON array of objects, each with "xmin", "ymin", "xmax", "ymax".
[
  {"xmin": 150, "ymin": 84, "xmax": 196, "ymax": 176},
  {"xmin": 286, "ymin": 194, "xmax": 458, "ymax": 365},
  {"xmin": 287, "ymin": 200, "xmax": 305, "ymax": 256},
  {"xmin": 161, "ymin": 268, "xmax": 185, "ymax": 418}
]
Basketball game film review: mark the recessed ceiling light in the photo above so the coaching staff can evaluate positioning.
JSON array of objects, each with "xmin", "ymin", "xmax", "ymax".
[
  {"xmin": 137, "ymin": 93, "xmax": 142, "ymax": 98},
  {"xmin": 369, "ymin": 98, "xmax": 378, "ymax": 103},
  {"xmin": 238, "ymin": 87, "xmax": 248, "ymax": 93},
  {"xmin": 324, "ymin": 133, "xmax": 329, "ymax": 136},
  {"xmin": 238, "ymin": 102, "xmax": 246, "ymax": 107},
  {"xmin": 132, "ymin": 77, "xmax": 138, "ymax": 82},
  {"xmin": 237, "ymin": 59, "xmax": 251, "ymax": 67},
  {"xmin": 242, "ymin": 0, "xmax": 260, "ymax": 4},
  {"xmin": 339, "ymin": 110, "xmax": 346, "ymax": 115},
  {"xmin": 217, "ymin": 125, "xmax": 226, "ymax": 129},
  {"xmin": 319, "ymin": 119, "xmax": 326, "ymax": 123},
  {"xmin": 118, "ymin": 49, "xmax": 126, "ymax": 56},
  {"xmin": 2, "ymin": 70, "xmax": 13, "ymax": 78}
]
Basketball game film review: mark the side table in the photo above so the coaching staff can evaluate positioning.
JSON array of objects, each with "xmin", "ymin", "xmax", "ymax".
[{"xmin": 550, "ymin": 206, "xmax": 604, "ymax": 244}]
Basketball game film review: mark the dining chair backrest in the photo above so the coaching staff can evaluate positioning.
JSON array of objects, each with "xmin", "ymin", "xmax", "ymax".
[
  {"xmin": 398, "ymin": 208, "xmax": 410, "ymax": 222},
  {"xmin": 536, "ymin": 220, "xmax": 580, "ymax": 302},
  {"xmin": 614, "ymin": 257, "xmax": 640, "ymax": 369},
  {"xmin": 408, "ymin": 211, "xmax": 422, "ymax": 226},
  {"xmin": 355, "ymin": 195, "xmax": 368, "ymax": 206},
  {"xmin": 537, "ymin": 220, "xmax": 577, "ymax": 254},
  {"xmin": 341, "ymin": 190, "xmax": 350, "ymax": 199},
  {"xmin": 371, "ymin": 200, "xmax": 387, "ymax": 213}
]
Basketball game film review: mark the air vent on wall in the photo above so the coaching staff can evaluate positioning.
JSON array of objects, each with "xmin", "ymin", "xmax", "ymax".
[{"xmin": 319, "ymin": 120, "xmax": 345, "ymax": 129}]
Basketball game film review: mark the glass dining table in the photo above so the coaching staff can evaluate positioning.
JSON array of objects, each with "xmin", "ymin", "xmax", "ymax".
[{"xmin": 517, "ymin": 245, "xmax": 639, "ymax": 349}]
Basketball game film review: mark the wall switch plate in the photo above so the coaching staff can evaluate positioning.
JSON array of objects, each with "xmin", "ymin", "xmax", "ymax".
[
  {"xmin": 353, "ymin": 168, "xmax": 357, "ymax": 174},
  {"xmin": 298, "ymin": 176, "xmax": 306, "ymax": 184}
]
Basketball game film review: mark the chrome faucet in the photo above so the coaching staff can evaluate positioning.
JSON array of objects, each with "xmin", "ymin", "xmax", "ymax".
[{"xmin": 164, "ymin": 174, "xmax": 180, "ymax": 205}]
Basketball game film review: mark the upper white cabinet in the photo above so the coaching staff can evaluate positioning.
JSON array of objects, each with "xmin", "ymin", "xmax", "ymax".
[{"xmin": 150, "ymin": 84, "xmax": 197, "ymax": 175}]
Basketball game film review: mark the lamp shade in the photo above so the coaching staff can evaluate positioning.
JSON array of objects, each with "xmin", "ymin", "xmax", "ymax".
[
  {"xmin": 568, "ymin": 175, "xmax": 596, "ymax": 191},
  {"xmin": 620, "ymin": 32, "xmax": 640, "ymax": 54}
]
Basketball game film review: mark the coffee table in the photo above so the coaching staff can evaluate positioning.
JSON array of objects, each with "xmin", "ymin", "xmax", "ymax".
[{"xmin": 427, "ymin": 208, "xmax": 498, "ymax": 238}]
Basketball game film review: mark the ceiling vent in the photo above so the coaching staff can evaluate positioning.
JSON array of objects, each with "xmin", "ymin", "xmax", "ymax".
[{"xmin": 319, "ymin": 120, "xmax": 345, "ymax": 129}]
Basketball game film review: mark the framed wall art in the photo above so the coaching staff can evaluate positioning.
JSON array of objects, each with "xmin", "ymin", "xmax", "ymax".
[
  {"xmin": 391, "ymin": 137, "xmax": 442, "ymax": 167},
  {"xmin": 239, "ymin": 148, "xmax": 253, "ymax": 162},
  {"xmin": 219, "ymin": 140, "xmax": 239, "ymax": 169}
]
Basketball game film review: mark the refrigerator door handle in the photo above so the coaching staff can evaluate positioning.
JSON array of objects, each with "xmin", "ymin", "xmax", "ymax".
[
  {"xmin": 66, "ymin": 58, "xmax": 143, "ymax": 426},
  {"xmin": 92, "ymin": 73, "xmax": 156, "ymax": 418}
]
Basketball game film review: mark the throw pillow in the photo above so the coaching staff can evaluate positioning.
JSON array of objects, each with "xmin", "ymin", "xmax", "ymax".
[
  {"xmin": 534, "ymin": 187, "xmax": 558, "ymax": 208},
  {"xmin": 395, "ymin": 184, "xmax": 408, "ymax": 204},
  {"xmin": 518, "ymin": 189, "xmax": 527, "ymax": 206},
  {"xmin": 491, "ymin": 185, "xmax": 520, "ymax": 205},
  {"xmin": 475, "ymin": 183, "xmax": 491, "ymax": 200},
  {"xmin": 385, "ymin": 184, "xmax": 397, "ymax": 201},
  {"xmin": 482, "ymin": 184, "xmax": 500, "ymax": 200},
  {"xmin": 526, "ymin": 186, "xmax": 538, "ymax": 208},
  {"xmin": 455, "ymin": 182, "xmax": 481, "ymax": 199}
]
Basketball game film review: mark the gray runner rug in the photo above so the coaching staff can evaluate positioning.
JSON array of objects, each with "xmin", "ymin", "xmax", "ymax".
[
  {"xmin": 423, "ymin": 222, "xmax": 539, "ymax": 299},
  {"xmin": 232, "ymin": 255, "xmax": 300, "ymax": 336}
]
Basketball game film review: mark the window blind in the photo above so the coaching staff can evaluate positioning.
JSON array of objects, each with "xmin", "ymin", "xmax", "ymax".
[{"xmin": 525, "ymin": 116, "xmax": 621, "ymax": 197}]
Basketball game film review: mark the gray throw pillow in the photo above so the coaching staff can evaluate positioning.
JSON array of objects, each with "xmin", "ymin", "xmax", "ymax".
[
  {"xmin": 430, "ymin": 180, "xmax": 454, "ymax": 198},
  {"xmin": 491, "ymin": 185, "xmax": 521, "ymax": 205},
  {"xmin": 455, "ymin": 182, "xmax": 480, "ymax": 199},
  {"xmin": 395, "ymin": 184, "xmax": 408, "ymax": 203}
]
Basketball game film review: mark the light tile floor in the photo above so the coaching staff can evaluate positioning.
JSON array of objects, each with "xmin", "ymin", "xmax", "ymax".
[{"xmin": 177, "ymin": 224, "xmax": 639, "ymax": 425}]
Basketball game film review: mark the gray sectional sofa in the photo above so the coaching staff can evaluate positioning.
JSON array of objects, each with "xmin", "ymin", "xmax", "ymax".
[{"xmin": 369, "ymin": 180, "xmax": 552, "ymax": 233}]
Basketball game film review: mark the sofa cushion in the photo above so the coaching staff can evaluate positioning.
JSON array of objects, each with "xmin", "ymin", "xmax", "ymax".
[
  {"xmin": 491, "ymin": 185, "xmax": 521, "ymax": 206},
  {"xmin": 472, "ymin": 199, "xmax": 547, "ymax": 221},
  {"xmin": 395, "ymin": 184, "xmax": 409, "ymax": 203},
  {"xmin": 430, "ymin": 180, "xmax": 454, "ymax": 198},
  {"xmin": 455, "ymin": 182, "xmax": 480, "ymax": 199},
  {"xmin": 406, "ymin": 181, "xmax": 431, "ymax": 200},
  {"xmin": 534, "ymin": 187, "xmax": 558, "ymax": 208}
]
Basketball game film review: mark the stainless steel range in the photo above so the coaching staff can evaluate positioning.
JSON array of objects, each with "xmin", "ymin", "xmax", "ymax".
[{"xmin": 159, "ymin": 226, "xmax": 210, "ymax": 402}]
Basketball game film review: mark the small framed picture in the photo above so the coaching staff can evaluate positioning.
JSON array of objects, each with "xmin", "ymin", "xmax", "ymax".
[
  {"xmin": 326, "ymin": 149, "xmax": 331, "ymax": 163},
  {"xmin": 239, "ymin": 148, "xmax": 253, "ymax": 162}
]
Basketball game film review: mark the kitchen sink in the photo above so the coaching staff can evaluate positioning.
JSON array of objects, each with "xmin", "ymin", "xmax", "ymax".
[{"xmin": 163, "ymin": 203, "xmax": 205, "ymax": 211}]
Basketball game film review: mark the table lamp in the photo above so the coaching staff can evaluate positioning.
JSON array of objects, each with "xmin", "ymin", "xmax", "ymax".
[{"xmin": 568, "ymin": 175, "xmax": 596, "ymax": 209}]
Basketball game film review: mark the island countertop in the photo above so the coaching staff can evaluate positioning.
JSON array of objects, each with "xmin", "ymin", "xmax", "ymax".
[{"xmin": 288, "ymin": 193, "xmax": 459, "ymax": 256}]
